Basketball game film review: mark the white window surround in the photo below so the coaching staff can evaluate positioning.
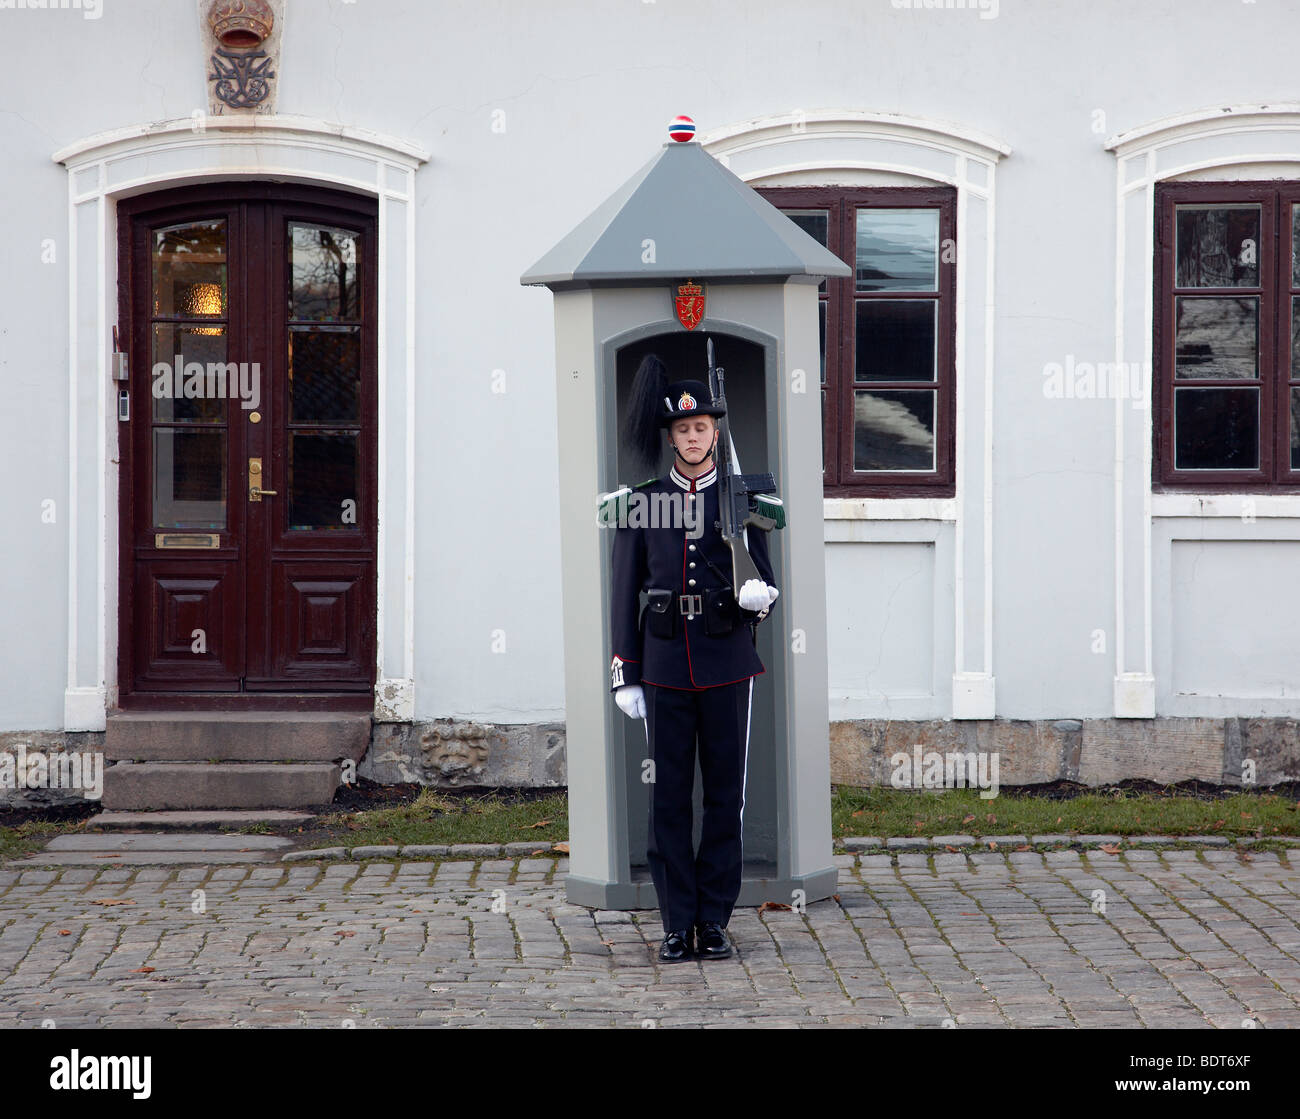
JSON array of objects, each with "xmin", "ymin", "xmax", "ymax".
[
  {"xmin": 702, "ymin": 110, "xmax": 1009, "ymax": 718},
  {"xmin": 1104, "ymin": 104, "xmax": 1300, "ymax": 718},
  {"xmin": 53, "ymin": 115, "xmax": 429, "ymax": 730}
]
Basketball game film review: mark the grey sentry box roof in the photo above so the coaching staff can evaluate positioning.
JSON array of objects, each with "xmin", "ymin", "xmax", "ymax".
[
  {"xmin": 521, "ymin": 138, "xmax": 851, "ymax": 288},
  {"xmin": 522, "ymin": 125, "xmax": 849, "ymax": 913}
]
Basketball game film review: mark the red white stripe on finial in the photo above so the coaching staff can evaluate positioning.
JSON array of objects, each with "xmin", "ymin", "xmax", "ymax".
[{"xmin": 668, "ymin": 116, "xmax": 696, "ymax": 142}]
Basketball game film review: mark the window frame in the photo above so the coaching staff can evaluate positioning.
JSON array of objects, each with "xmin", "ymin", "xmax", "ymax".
[
  {"xmin": 756, "ymin": 184, "xmax": 957, "ymax": 497},
  {"xmin": 1153, "ymin": 179, "xmax": 1300, "ymax": 492}
]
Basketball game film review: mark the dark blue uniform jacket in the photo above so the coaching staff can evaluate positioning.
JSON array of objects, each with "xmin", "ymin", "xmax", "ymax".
[{"xmin": 608, "ymin": 461, "xmax": 777, "ymax": 692}]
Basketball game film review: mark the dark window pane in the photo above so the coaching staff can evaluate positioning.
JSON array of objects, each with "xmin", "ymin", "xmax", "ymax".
[
  {"xmin": 818, "ymin": 300, "xmax": 826, "ymax": 383},
  {"xmin": 1292, "ymin": 388, "xmax": 1300, "ymax": 470},
  {"xmin": 290, "ymin": 222, "xmax": 360, "ymax": 321},
  {"xmin": 152, "ymin": 220, "xmax": 226, "ymax": 317},
  {"xmin": 153, "ymin": 429, "xmax": 226, "ymax": 529},
  {"xmin": 855, "ymin": 209, "xmax": 938, "ymax": 292},
  {"xmin": 1293, "ymin": 296, "xmax": 1300, "ymax": 376},
  {"xmin": 1293, "ymin": 204, "xmax": 1300, "ymax": 288},
  {"xmin": 853, "ymin": 390, "xmax": 935, "ymax": 471},
  {"xmin": 855, "ymin": 300, "xmax": 936, "ymax": 382},
  {"xmin": 151, "ymin": 324, "xmax": 228, "ymax": 423},
  {"xmin": 1174, "ymin": 296, "xmax": 1258, "ymax": 379},
  {"xmin": 290, "ymin": 432, "xmax": 359, "ymax": 530},
  {"xmin": 290, "ymin": 326, "xmax": 361, "ymax": 423},
  {"xmin": 785, "ymin": 209, "xmax": 830, "ymax": 293},
  {"xmin": 1173, "ymin": 387, "xmax": 1258, "ymax": 469},
  {"xmin": 1175, "ymin": 205, "xmax": 1259, "ymax": 288}
]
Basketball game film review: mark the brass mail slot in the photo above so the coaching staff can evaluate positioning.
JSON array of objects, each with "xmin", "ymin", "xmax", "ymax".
[{"xmin": 155, "ymin": 533, "xmax": 220, "ymax": 549}]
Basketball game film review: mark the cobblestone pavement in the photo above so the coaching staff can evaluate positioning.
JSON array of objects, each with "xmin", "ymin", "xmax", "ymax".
[{"xmin": 1, "ymin": 849, "xmax": 1298, "ymax": 1028}]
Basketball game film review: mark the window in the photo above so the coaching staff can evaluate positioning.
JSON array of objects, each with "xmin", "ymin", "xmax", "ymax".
[
  {"xmin": 756, "ymin": 186, "xmax": 957, "ymax": 496},
  {"xmin": 1154, "ymin": 181, "xmax": 1300, "ymax": 490}
]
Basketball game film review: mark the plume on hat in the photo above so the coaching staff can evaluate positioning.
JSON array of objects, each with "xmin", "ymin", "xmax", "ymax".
[{"xmin": 623, "ymin": 352, "xmax": 669, "ymax": 472}]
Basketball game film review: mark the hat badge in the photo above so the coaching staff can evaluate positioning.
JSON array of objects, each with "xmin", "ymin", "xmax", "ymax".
[{"xmin": 678, "ymin": 392, "xmax": 697, "ymax": 411}]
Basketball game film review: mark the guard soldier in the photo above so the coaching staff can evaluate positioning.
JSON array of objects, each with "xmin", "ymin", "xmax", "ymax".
[{"xmin": 603, "ymin": 352, "xmax": 781, "ymax": 963}]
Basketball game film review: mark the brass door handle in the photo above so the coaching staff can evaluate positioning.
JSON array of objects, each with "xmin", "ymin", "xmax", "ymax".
[{"xmin": 248, "ymin": 457, "xmax": 277, "ymax": 501}]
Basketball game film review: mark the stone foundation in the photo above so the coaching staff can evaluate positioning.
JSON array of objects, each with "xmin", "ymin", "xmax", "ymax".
[
  {"xmin": 7, "ymin": 716, "xmax": 1300, "ymax": 810},
  {"xmin": 829, "ymin": 717, "xmax": 1300, "ymax": 788}
]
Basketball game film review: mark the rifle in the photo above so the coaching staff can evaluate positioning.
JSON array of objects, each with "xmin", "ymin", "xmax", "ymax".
[{"xmin": 706, "ymin": 336, "xmax": 785, "ymax": 601}]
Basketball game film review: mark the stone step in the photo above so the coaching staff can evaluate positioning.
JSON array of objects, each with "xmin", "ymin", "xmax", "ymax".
[
  {"xmin": 105, "ymin": 711, "xmax": 371, "ymax": 762},
  {"xmin": 102, "ymin": 762, "xmax": 339, "ymax": 811},
  {"xmin": 86, "ymin": 809, "xmax": 315, "ymax": 830}
]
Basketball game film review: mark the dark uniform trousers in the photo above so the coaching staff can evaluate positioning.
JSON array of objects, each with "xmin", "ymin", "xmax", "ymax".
[{"xmin": 644, "ymin": 677, "xmax": 752, "ymax": 933}]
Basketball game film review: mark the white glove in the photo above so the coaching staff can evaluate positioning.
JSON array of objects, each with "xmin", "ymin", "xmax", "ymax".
[
  {"xmin": 738, "ymin": 579, "xmax": 775, "ymax": 612},
  {"xmin": 614, "ymin": 684, "xmax": 646, "ymax": 719}
]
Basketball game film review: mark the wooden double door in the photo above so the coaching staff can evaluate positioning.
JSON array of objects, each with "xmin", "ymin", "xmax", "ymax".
[{"xmin": 118, "ymin": 184, "xmax": 378, "ymax": 698}]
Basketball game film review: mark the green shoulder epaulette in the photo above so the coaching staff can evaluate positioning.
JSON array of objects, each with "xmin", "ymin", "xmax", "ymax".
[
  {"xmin": 750, "ymin": 493, "xmax": 787, "ymax": 530},
  {"xmin": 597, "ymin": 477, "xmax": 657, "ymax": 526}
]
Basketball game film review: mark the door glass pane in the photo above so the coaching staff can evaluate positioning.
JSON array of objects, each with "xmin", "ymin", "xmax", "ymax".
[
  {"xmin": 856, "ymin": 300, "xmax": 936, "ymax": 382},
  {"xmin": 1174, "ymin": 296, "xmax": 1258, "ymax": 379},
  {"xmin": 152, "ymin": 220, "xmax": 227, "ymax": 317},
  {"xmin": 290, "ymin": 432, "xmax": 359, "ymax": 530},
  {"xmin": 855, "ymin": 209, "xmax": 939, "ymax": 292},
  {"xmin": 151, "ymin": 324, "xmax": 229, "ymax": 422},
  {"xmin": 1173, "ymin": 387, "xmax": 1258, "ymax": 469},
  {"xmin": 1175, "ymin": 205, "xmax": 1260, "ymax": 288},
  {"xmin": 853, "ymin": 389, "xmax": 935, "ymax": 471},
  {"xmin": 290, "ymin": 223, "xmax": 361, "ymax": 321},
  {"xmin": 290, "ymin": 326, "xmax": 361, "ymax": 422},
  {"xmin": 153, "ymin": 429, "xmax": 226, "ymax": 529}
]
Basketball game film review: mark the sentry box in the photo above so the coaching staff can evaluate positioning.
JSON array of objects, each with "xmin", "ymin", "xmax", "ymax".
[{"xmin": 521, "ymin": 119, "xmax": 850, "ymax": 912}]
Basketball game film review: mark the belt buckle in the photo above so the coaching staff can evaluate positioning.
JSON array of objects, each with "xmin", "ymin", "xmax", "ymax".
[{"xmin": 679, "ymin": 594, "xmax": 703, "ymax": 617}]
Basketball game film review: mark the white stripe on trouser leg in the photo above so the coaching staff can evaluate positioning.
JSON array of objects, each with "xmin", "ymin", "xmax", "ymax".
[{"xmin": 738, "ymin": 678, "xmax": 753, "ymax": 864}]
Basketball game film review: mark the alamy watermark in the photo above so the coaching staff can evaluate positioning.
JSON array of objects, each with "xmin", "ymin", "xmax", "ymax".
[
  {"xmin": 890, "ymin": 744, "xmax": 1000, "ymax": 799},
  {"xmin": 0, "ymin": 0, "xmax": 103, "ymax": 19},
  {"xmin": 152, "ymin": 357, "xmax": 261, "ymax": 411},
  {"xmin": 597, "ymin": 487, "xmax": 704, "ymax": 539},
  {"xmin": 0, "ymin": 744, "xmax": 103, "ymax": 800},
  {"xmin": 1042, "ymin": 356, "xmax": 1149, "ymax": 408},
  {"xmin": 891, "ymin": 0, "xmax": 999, "ymax": 20}
]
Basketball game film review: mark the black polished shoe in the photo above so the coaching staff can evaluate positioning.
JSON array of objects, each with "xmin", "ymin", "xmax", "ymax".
[
  {"xmin": 694, "ymin": 921, "xmax": 733, "ymax": 959},
  {"xmin": 658, "ymin": 928, "xmax": 694, "ymax": 962}
]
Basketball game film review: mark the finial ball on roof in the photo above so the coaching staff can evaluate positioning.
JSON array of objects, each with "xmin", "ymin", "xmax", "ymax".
[{"xmin": 668, "ymin": 116, "xmax": 696, "ymax": 142}]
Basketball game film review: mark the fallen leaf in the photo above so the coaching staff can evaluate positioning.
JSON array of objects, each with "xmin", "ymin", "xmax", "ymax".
[
  {"xmin": 131, "ymin": 966, "xmax": 155, "ymax": 974},
  {"xmin": 944, "ymin": 845, "xmax": 959, "ymax": 853},
  {"xmin": 986, "ymin": 840, "xmax": 998, "ymax": 850},
  {"xmin": 90, "ymin": 899, "xmax": 134, "ymax": 907},
  {"xmin": 520, "ymin": 820, "xmax": 552, "ymax": 829},
  {"xmin": 851, "ymin": 810, "xmax": 864, "ymax": 818},
  {"xmin": 1099, "ymin": 843, "xmax": 1122, "ymax": 855},
  {"xmin": 552, "ymin": 842, "xmax": 570, "ymax": 854},
  {"xmin": 58, "ymin": 930, "xmax": 71, "ymax": 936},
  {"xmin": 832, "ymin": 894, "xmax": 840, "ymax": 902},
  {"xmin": 1016, "ymin": 845, "xmax": 1031, "ymax": 852},
  {"xmin": 529, "ymin": 849, "xmax": 546, "ymax": 857},
  {"xmin": 986, "ymin": 814, "xmax": 996, "ymax": 824},
  {"xmin": 757, "ymin": 901, "xmax": 792, "ymax": 914},
  {"xmin": 600, "ymin": 939, "xmax": 615, "ymax": 947},
  {"xmin": 962, "ymin": 815, "xmax": 976, "ymax": 824},
  {"xmin": 334, "ymin": 929, "xmax": 356, "ymax": 938}
]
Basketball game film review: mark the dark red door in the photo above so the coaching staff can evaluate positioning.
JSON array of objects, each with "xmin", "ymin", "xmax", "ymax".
[{"xmin": 118, "ymin": 185, "xmax": 377, "ymax": 697}]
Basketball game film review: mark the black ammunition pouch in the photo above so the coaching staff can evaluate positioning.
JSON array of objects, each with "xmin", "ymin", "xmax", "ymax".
[
  {"xmin": 702, "ymin": 587, "xmax": 739, "ymax": 637},
  {"xmin": 644, "ymin": 588, "xmax": 676, "ymax": 639}
]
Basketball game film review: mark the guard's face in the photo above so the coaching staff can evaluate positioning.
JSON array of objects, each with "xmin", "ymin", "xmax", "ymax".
[{"xmin": 669, "ymin": 416, "xmax": 718, "ymax": 465}]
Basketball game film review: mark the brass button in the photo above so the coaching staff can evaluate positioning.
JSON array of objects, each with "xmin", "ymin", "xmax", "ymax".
[{"xmin": 248, "ymin": 411, "xmax": 261, "ymax": 424}]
